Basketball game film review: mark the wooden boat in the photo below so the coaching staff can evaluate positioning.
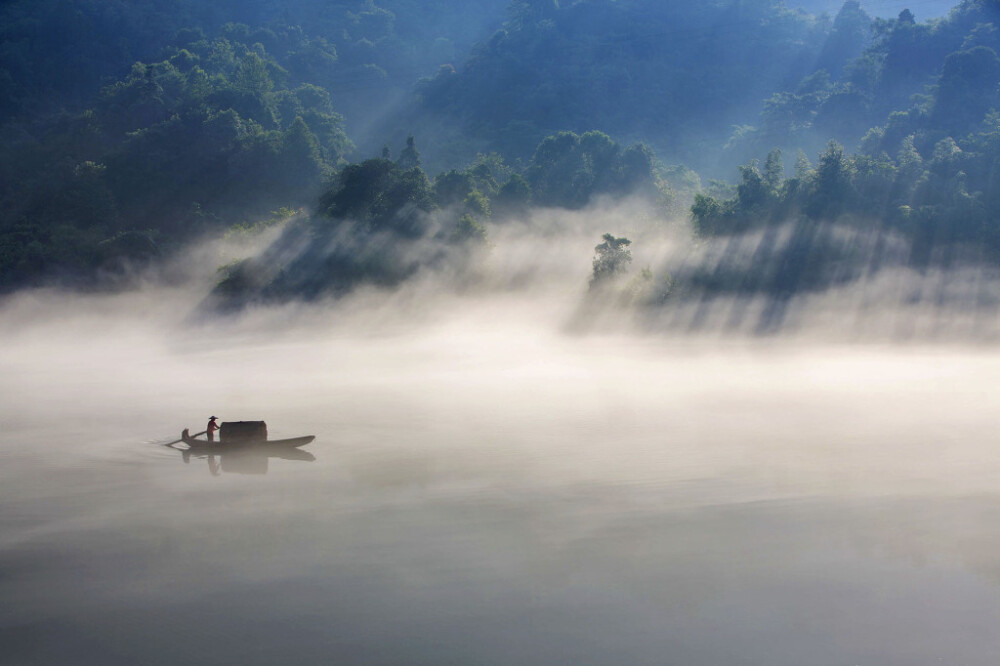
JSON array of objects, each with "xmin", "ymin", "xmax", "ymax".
[{"xmin": 181, "ymin": 428, "xmax": 315, "ymax": 450}]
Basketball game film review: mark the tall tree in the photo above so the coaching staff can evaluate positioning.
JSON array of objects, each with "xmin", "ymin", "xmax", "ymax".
[
  {"xmin": 591, "ymin": 233, "xmax": 632, "ymax": 287},
  {"xmin": 397, "ymin": 135, "xmax": 422, "ymax": 170}
]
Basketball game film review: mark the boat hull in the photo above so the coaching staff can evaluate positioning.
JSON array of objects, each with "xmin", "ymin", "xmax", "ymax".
[{"xmin": 181, "ymin": 429, "xmax": 315, "ymax": 450}]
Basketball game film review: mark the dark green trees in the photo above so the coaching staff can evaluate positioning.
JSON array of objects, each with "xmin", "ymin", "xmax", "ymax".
[
  {"xmin": 0, "ymin": 22, "xmax": 360, "ymax": 289},
  {"xmin": 526, "ymin": 131, "xmax": 659, "ymax": 208},
  {"xmin": 494, "ymin": 174, "xmax": 532, "ymax": 217},
  {"xmin": 591, "ymin": 233, "xmax": 632, "ymax": 287},
  {"xmin": 318, "ymin": 158, "xmax": 434, "ymax": 237},
  {"xmin": 411, "ymin": 0, "xmax": 829, "ymax": 171},
  {"xmin": 690, "ymin": 127, "xmax": 1000, "ymax": 266},
  {"xmin": 815, "ymin": 2, "xmax": 872, "ymax": 76},
  {"xmin": 806, "ymin": 141, "xmax": 857, "ymax": 220},
  {"xmin": 932, "ymin": 46, "xmax": 1000, "ymax": 133},
  {"xmin": 397, "ymin": 135, "xmax": 422, "ymax": 170}
]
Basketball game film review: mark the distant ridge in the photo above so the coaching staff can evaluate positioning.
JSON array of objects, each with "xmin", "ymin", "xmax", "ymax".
[{"xmin": 788, "ymin": 0, "xmax": 957, "ymax": 19}]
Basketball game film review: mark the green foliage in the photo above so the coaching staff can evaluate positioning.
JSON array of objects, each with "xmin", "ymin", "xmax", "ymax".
[
  {"xmin": 0, "ymin": 18, "xmax": 364, "ymax": 289},
  {"xmin": 736, "ymin": 161, "xmax": 770, "ymax": 215},
  {"xmin": 434, "ymin": 170, "xmax": 475, "ymax": 207},
  {"xmin": 526, "ymin": 131, "xmax": 659, "ymax": 208},
  {"xmin": 95, "ymin": 230, "xmax": 160, "ymax": 268},
  {"xmin": 932, "ymin": 46, "xmax": 1000, "ymax": 132},
  {"xmin": 233, "ymin": 52, "xmax": 275, "ymax": 97},
  {"xmin": 464, "ymin": 190, "xmax": 491, "ymax": 219},
  {"xmin": 413, "ymin": 0, "xmax": 831, "ymax": 170},
  {"xmin": 729, "ymin": 2, "xmax": 1000, "ymax": 168},
  {"xmin": 319, "ymin": 158, "xmax": 435, "ymax": 236},
  {"xmin": 806, "ymin": 141, "xmax": 857, "ymax": 219},
  {"xmin": 467, "ymin": 153, "xmax": 511, "ymax": 196},
  {"xmin": 814, "ymin": 1, "xmax": 873, "ymax": 78},
  {"xmin": 224, "ymin": 207, "xmax": 300, "ymax": 239},
  {"xmin": 763, "ymin": 149, "xmax": 784, "ymax": 191},
  {"xmin": 714, "ymin": 6, "xmax": 1000, "ymax": 263},
  {"xmin": 690, "ymin": 193, "xmax": 729, "ymax": 236},
  {"xmin": 453, "ymin": 213, "xmax": 489, "ymax": 245},
  {"xmin": 494, "ymin": 173, "xmax": 532, "ymax": 218},
  {"xmin": 590, "ymin": 233, "xmax": 632, "ymax": 287},
  {"xmin": 397, "ymin": 135, "xmax": 421, "ymax": 170},
  {"xmin": 10, "ymin": 0, "xmax": 1000, "ymax": 297},
  {"xmin": 691, "ymin": 120, "xmax": 1000, "ymax": 267},
  {"xmin": 0, "ymin": 0, "xmax": 509, "ymax": 130}
]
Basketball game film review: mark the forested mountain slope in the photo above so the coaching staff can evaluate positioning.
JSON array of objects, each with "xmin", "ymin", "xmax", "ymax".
[
  {"xmin": 789, "ymin": 0, "xmax": 957, "ymax": 17},
  {"xmin": 0, "ymin": 0, "xmax": 507, "ymax": 124},
  {"xmin": 0, "ymin": 0, "xmax": 507, "ymax": 288},
  {"xmin": 727, "ymin": 0, "xmax": 1000, "ymax": 163},
  {"xmin": 3, "ymin": 0, "xmax": 1000, "ymax": 310},
  {"xmin": 403, "ymin": 0, "xmax": 836, "ymax": 173},
  {"xmin": 677, "ymin": 1, "xmax": 1000, "ymax": 310}
]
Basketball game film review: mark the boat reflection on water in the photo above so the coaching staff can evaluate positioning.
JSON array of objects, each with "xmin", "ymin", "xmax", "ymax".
[
  {"xmin": 169, "ymin": 442, "xmax": 316, "ymax": 476},
  {"xmin": 167, "ymin": 424, "xmax": 317, "ymax": 475}
]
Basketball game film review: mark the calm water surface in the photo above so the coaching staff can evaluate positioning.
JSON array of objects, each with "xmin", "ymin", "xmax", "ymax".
[{"xmin": 3, "ymin": 292, "xmax": 1000, "ymax": 665}]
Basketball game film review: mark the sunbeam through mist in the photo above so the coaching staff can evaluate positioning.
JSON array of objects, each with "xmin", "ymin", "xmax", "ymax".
[
  {"xmin": 7, "ymin": 0, "xmax": 1000, "ymax": 663},
  {"xmin": 4, "ymin": 202, "xmax": 1000, "ymax": 663}
]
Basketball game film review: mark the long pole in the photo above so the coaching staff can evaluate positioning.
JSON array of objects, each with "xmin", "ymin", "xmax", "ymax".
[{"xmin": 164, "ymin": 430, "xmax": 207, "ymax": 446}]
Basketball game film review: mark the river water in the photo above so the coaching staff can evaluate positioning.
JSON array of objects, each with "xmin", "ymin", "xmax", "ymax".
[{"xmin": 3, "ymin": 282, "xmax": 1000, "ymax": 665}]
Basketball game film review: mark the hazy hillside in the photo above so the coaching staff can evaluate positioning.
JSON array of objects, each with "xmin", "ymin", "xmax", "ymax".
[
  {"xmin": 396, "ymin": 0, "xmax": 833, "ymax": 174},
  {"xmin": 0, "ymin": 0, "xmax": 508, "ymax": 126},
  {"xmin": 3, "ymin": 0, "xmax": 1000, "ymax": 318},
  {"xmin": 789, "ymin": 0, "xmax": 958, "ymax": 17}
]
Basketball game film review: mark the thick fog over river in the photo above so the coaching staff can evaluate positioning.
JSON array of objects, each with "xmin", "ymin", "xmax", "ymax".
[{"xmin": 4, "ymin": 212, "xmax": 1000, "ymax": 665}]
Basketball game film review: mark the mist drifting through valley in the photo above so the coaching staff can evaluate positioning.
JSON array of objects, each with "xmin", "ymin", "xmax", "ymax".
[
  {"xmin": 8, "ymin": 0, "xmax": 1000, "ymax": 661},
  {"xmin": 4, "ymin": 203, "xmax": 1000, "ymax": 664}
]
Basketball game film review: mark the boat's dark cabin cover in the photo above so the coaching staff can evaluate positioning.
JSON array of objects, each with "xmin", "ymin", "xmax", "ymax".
[{"xmin": 220, "ymin": 421, "xmax": 268, "ymax": 442}]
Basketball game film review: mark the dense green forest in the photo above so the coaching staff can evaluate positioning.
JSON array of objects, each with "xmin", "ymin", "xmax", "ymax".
[
  {"xmin": 408, "ymin": 0, "xmax": 832, "ymax": 172},
  {"xmin": 790, "ymin": 0, "xmax": 956, "ymax": 18},
  {"xmin": 0, "ymin": 0, "xmax": 508, "ymax": 288},
  {"xmin": 5, "ymin": 0, "xmax": 1000, "ymax": 316},
  {"xmin": 0, "ymin": 0, "xmax": 508, "ymax": 122},
  {"xmin": 677, "ymin": 1, "xmax": 1000, "ymax": 299},
  {"xmin": 205, "ymin": 127, "xmax": 683, "ymax": 309}
]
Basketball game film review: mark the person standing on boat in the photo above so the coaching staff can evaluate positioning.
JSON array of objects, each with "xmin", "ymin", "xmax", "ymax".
[{"xmin": 207, "ymin": 416, "xmax": 220, "ymax": 442}]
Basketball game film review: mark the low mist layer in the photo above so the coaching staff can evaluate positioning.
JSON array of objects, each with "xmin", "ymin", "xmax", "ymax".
[
  {"xmin": 4, "ymin": 226, "xmax": 1000, "ymax": 663},
  {"xmin": 5, "ymin": 2, "xmax": 1000, "ymax": 663}
]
